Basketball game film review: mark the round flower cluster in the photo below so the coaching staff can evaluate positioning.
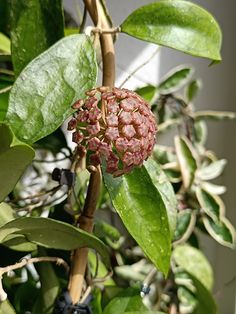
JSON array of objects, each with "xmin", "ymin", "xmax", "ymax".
[{"xmin": 68, "ymin": 87, "xmax": 157, "ymax": 177}]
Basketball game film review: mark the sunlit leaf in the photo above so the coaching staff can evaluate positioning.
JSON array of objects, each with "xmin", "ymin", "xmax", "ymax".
[
  {"xmin": 135, "ymin": 85, "xmax": 157, "ymax": 103},
  {"xmin": 174, "ymin": 136, "xmax": 198, "ymax": 189},
  {"xmin": 203, "ymin": 216, "xmax": 236, "ymax": 249},
  {"xmin": 10, "ymin": 0, "xmax": 64, "ymax": 75},
  {"xmin": 6, "ymin": 34, "xmax": 97, "ymax": 144},
  {"xmin": 0, "ymin": 32, "xmax": 10, "ymax": 53},
  {"xmin": 121, "ymin": 1, "xmax": 222, "ymax": 61},
  {"xmin": 103, "ymin": 165, "xmax": 171, "ymax": 276}
]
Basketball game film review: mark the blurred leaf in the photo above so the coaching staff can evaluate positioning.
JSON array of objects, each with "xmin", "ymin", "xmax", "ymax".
[
  {"xmin": 94, "ymin": 219, "xmax": 120, "ymax": 242},
  {"xmin": 189, "ymin": 273, "xmax": 217, "ymax": 314},
  {"xmin": 0, "ymin": 32, "xmax": 10, "ymax": 53},
  {"xmin": 32, "ymin": 250, "xmax": 60, "ymax": 314},
  {"xmin": 91, "ymin": 288, "xmax": 103, "ymax": 314},
  {"xmin": 0, "ymin": 123, "xmax": 35, "ymax": 202},
  {"xmin": 196, "ymin": 188, "xmax": 225, "ymax": 221},
  {"xmin": 103, "ymin": 165, "xmax": 171, "ymax": 276},
  {"xmin": 88, "ymin": 250, "xmax": 115, "ymax": 286},
  {"xmin": 173, "ymin": 244, "xmax": 213, "ymax": 290},
  {"xmin": 13, "ymin": 280, "xmax": 38, "ymax": 313},
  {"xmin": 0, "ymin": 202, "xmax": 15, "ymax": 227},
  {"xmin": 186, "ymin": 79, "xmax": 202, "ymax": 102},
  {"xmin": 174, "ymin": 210, "xmax": 196, "ymax": 243},
  {"xmin": 152, "ymin": 145, "xmax": 176, "ymax": 165},
  {"xmin": 0, "ymin": 300, "xmax": 16, "ymax": 314},
  {"xmin": 200, "ymin": 181, "xmax": 226, "ymax": 195},
  {"xmin": 144, "ymin": 158, "xmax": 177, "ymax": 238},
  {"xmin": 64, "ymin": 28, "xmax": 79, "ymax": 36},
  {"xmin": 178, "ymin": 286, "xmax": 197, "ymax": 311},
  {"xmin": 0, "ymin": 0, "xmax": 9, "ymax": 35},
  {"xmin": 103, "ymin": 289, "xmax": 148, "ymax": 314},
  {"xmin": 158, "ymin": 118, "xmax": 181, "ymax": 134},
  {"xmin": 203, "ymin": 216, "xmax": 236, "ymax": 249},
  {"xmin": 194, "ymin": 110, "xmax": 236, "ymax": 121},
  {"xmin": 0, "ymin": 217, "xmax": 110, "ymax": 267},
  {"xmin": 10, "ymin": 0, "xmax": 64, "ymax": 76},
  {"xmin": 196, "ymin": 159, "xmax": 227, "ymax": 181},
  {"xmin": 158, "ymin": 66, "xmax": 194, "ymax": 94},
  {"xmin": 135, "ymin": 85, "xmax": 157, "ymax": 103},
  {"xmin": 193, "ymin": 120, "xmax": 207, "ymax": 145},
  {"xmin": 0, "ymin": 80, "xmax": 10, "ymax": 121},
  {"xmin": 6, "ymin": 34, "xmax": 97, "ymax": 144},
  {"xmin": 174, "ymin": 136, "xmax": 198, "ymax": 189},
  {"xmin": 121, "ymin": 1, "xmax": 222, "ymax": 61}
]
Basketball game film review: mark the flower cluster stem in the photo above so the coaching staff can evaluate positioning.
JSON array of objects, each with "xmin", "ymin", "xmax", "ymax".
[{"xmin": 68, "ymin": 0, "xmax": 115, "ymax": 305}]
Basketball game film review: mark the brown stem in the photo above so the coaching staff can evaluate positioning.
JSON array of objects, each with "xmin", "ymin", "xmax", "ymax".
[{"xmin": 68, "ymin": 0, "xmax": 115, "ymax": 304}]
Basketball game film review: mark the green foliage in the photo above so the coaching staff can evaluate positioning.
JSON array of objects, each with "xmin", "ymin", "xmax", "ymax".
[{"xmin": 121, "ymin": 1, "xmax": 222, "ymax": 61}]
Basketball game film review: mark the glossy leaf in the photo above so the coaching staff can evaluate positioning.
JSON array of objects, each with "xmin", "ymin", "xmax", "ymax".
[
  {"xmin": 174, "ymin": 136, "xmax": 198, "ymax": 189},
  {"xmin": 103, "ymin": 165, "xmax": 171, "ymax": 276},
  {"xmin": 10, "ymin": 0, "xmax": 64, "ymax": 76},
  {"xmin": 174, "ymin": 210, "xmax": 196, "ymax": 243},
  {"xmin": 194, "ymin": 111, "xmax": 236, "ymax": 121},
  {"xmin": 144, "ymin": 158, "xmax": 177, "ymax": 238},
  {"xmin": 0, "ymin": 217, "xmax": 110, "ymax": 267},
  {"xmin": 186, "ymin": 79, "xmax": 202, "ymax": 102},
  {"xmin": 0, "ymin": 32, "xmax": 10, "ymax": 53},
  {"xmin": 196, "ymin": 159, "xmax": 227, "ymax": 181},
  {"xmin": 121, "ymin": 1, "xmax": 222, "ymax": 61},
  {"xmin": 158, "ymin": 66, "xmax": 194, "ymax": 94},
  {"xmin": 135, "ymin": 85, "xmax": 157, "ymax": 103},
  {"xmin": 0, "ymin": 123, "xmax": 35, "ymax": 202},
  {"xmin": 203, "ymin": 216, "xmax": 236, "ymax": 249},
  {"xmin": 196, "ymin": 188, "xmax": 225, "ymax": 221},
  {"xmin": 6, "ymin": 34, "xmax": 97, "ymax": 144},
  {"xmin": 173, "ymin": 244, "xmax": 213, "ymax": 290}
]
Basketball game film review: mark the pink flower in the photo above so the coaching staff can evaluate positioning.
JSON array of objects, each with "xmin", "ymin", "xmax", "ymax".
[
  {"xmin": 105, "ymin": 127, "xmax": 119, "ymax": 141},
  {"xmin": 122, "ymin": 125, "xmax": 136, "ymax": 139},
  {"xmin": 119, "ymin": 111, "xmax": 132, "ymax": 124},
  {"xmin": 86, "ymin": 121, "xmax": 100, "ymax": 135},
  {"xmin": 106, "ymin": 114, "xmax": 118, "ymax": 127}
]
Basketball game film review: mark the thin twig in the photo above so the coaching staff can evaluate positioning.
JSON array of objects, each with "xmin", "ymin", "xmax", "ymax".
[
  {"xmin": 0, "ymin": 256, "xmax": 69, "ymax": 302},
  {"xmin": 0, "ymin": 85, "xmax": 12, "ymax": 94},
  {"xmin": 118, "ymin": 47, "xmax": 160, "ymax": 88}
]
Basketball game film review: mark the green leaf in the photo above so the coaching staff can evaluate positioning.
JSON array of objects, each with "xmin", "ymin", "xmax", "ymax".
[
  {"xmin": 158, "ymin": 66, "xmax": 194, "ymax": 94},
  {"xmin": 203, "ymin": 216, "xmax": 236, "ymax": 249},
  {"xmin": 144, "ymin": 158, "xmax": 177, "ymax": 238},
  {"xmin": 32, "ymin": 249, "xmax": 60, "ymax": 314},
  {"xmin": 196, "ymin": 188, "xmax": 225, "ymax": 221},
  {"xmin": 194, "ymin": 110, "xmax": 236, "ymax": 121},
  {"xmin": 94, "ymin": 219, "xmax": 121, "ymax": 242},
  {"xmin": 173, "ymin": 244, "xmax": 213, "ymax": 290},
  {"xmin": 6, "ymin": 34, "xmax": 97, "ymax": 144},
  {"xmin": 0, "ymin": 83, "xmax": 10, "ymax": 121},
  {"xmin": 0, "ymin": 123, "xmax": 35, "ymax": 202},
  {"xmin": 186, "ymin": 79, "xmax": 202, "ymax": 102},
  {"xmin": 10, "ymin": 0, "xmax": 64, "ymax": 76},
  {"xmin": 1, "ymin": 234, "xmax": 37, "ymax": 252},
  {"xmin": 0, "ymin": 32, "xmax": 10, "ymax": 53},
  {"xmin": 135, "ymin": 85, "xmax": 157, "ymax": 103},
  {"xmin": 189, "ymin": 273, "xmax": 217, "ymax": 314},
  {"xmin": 174, "ymin": 136, "xmax": 198, "ymax": 189},
  {"xmin": 103, "ymin": 289, "xmax": 148, "ymax": 314},
  {"xmin": 196, "ymin": 159, "xmax": 227, "ymax": 181},
  {"xmin": 174, "ymin": 210, "xmax": 196, "ymax": 243},
  {"xmin": 193, "ymin": 120, "xmax": 207, "ymax": 145},
  {"xmin": 121, "ymin": 1, "xmax": 222, "ymax": 61},
  {"xmin": 0, "ymin": 202, "xmax": 15, "ymax": 227},
  {"xmin": 103, "ymin": 166, "xmax": 171, "ymax": 276},
  {"xmin": 0, "ymin": 300, "xmax": 16, "ymax": 314},
  {"xmin": 0, "ymin": 217, "xmax": 110, "ymax": 267},
  {"xmin": 152, "ymin": 145, "xmax": 176, "ymax": 165}
]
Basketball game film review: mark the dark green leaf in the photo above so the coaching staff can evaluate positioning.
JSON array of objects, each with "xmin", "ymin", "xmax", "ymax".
[
  {"xmin": 173, "ymin": 244, "xmax": 213, "ymax": 290},
  {"xmin": 203, "ymin": 216, "xmax": 236, "ymax": 249},
  {"xmin": 121, "ymin": 1, "xmax": 222, "ymax": 61},
  {"xmin": 174, "ymin": 136, "xmax": 198, "ymax": 189},
  {"xmin": 103, "ymin": 289, "xmax": 147, "ymax": 314},
  {"xmin": 196, "ymin": 159, "xmax": 227, "ymax": 181},
  {"xmin": 10, "ymin": 0, "xmax": 64, "ymax": 75},
  {"xmin": 0, "ymin": 0, "xmax": 10, "ymax": 35},
  {"xmin": 0, "ymin": 217, "xmax": 110, "ymax": 267},
  {"xmin": 186, "ymin": 79, "xmax": 202, "ymax": 102},
  {"xmin": 194, "ymin": 110, "xmax": 236, "ymax": 121},
  {"xmin": 174, "ymin": 210, "xmax": 196, "ymax": 243},
  {"xmin": 158, "ymin": 67, "xmax": 194, "ymax": 94},
  {"xmin": 6, "ymin": 34, "xmax": 97, "ymax": 143},
  {"xmin": 196, "ymin": 188, "xmax": 225, "ymax": 221},
  {"xmin": 144, "ymin": 158, "xmax": 177, "ymax": 238},
  {"xmin": 0, "ymin": 123, "xmax": 35, "ymax": 202},
  {"xmin": 135, "ymin": 85, "xmax": 157, "ymax": 103},
  {"xmin": 0, "ymin": 81, "xmax": 10, "ymax": 121},
  {"xmin": 103, "ymin": 166, "xmax": 171, "ymax": 276}
]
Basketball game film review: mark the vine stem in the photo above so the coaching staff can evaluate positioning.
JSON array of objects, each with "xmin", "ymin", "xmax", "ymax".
[{"xmin": 68, "ymin": 0, "xmax": 115, "ymax": 304}]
